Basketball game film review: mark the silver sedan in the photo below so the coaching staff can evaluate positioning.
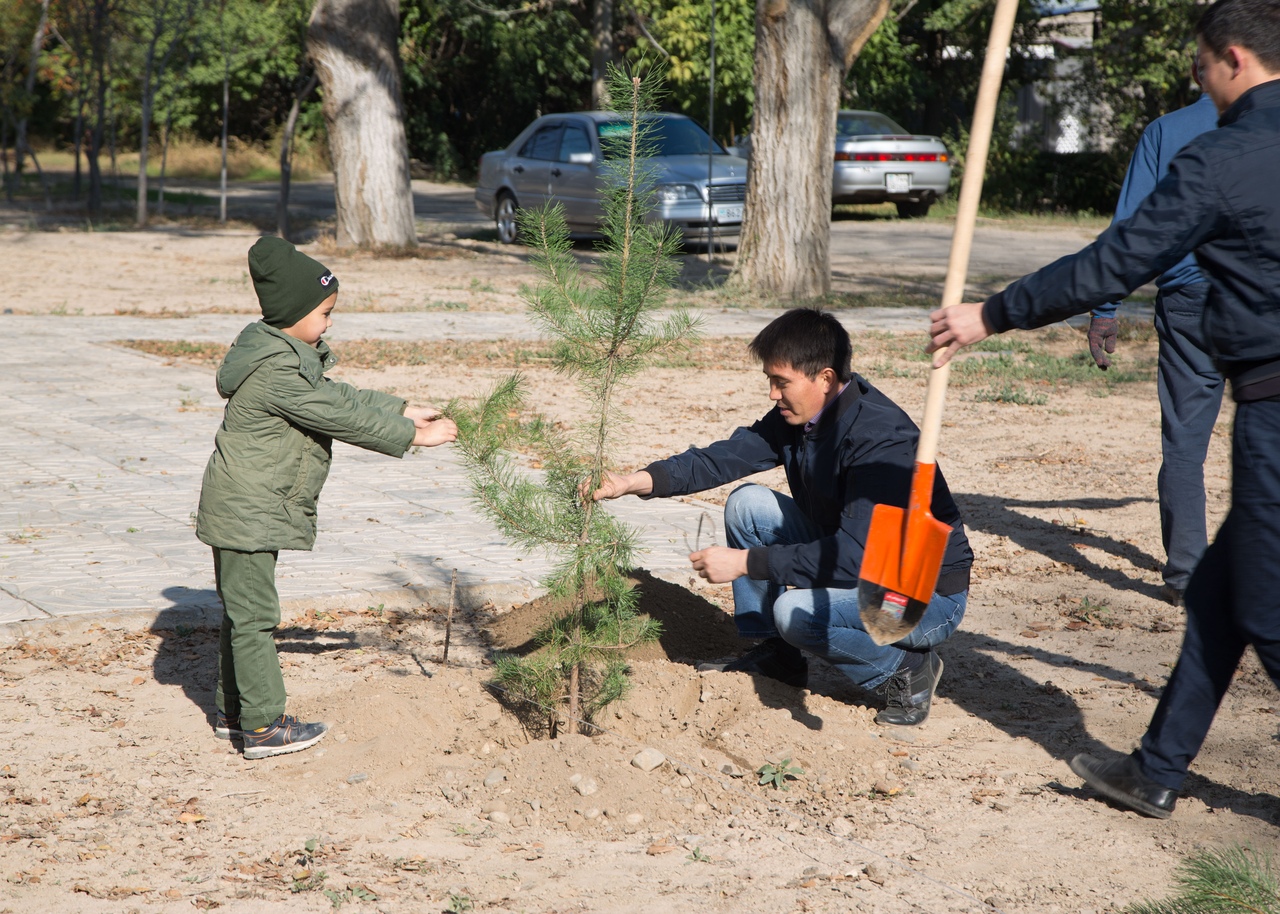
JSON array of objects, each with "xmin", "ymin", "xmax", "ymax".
[
  {"xmin": 832, "ymin": 110, "xmax": 952, "ymax": 218},
  {"xmin": 475, "ymin": 112, "xmax": 748, "ymax": 244}
]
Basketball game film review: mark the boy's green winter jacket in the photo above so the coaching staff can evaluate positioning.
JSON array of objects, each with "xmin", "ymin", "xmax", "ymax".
[{"xmin": 196, "ymin": 321, "xmax": 415, "ymax": 552}]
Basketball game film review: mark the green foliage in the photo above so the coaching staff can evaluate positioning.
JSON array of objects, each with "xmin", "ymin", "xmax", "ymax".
[
  {"xmin": 1125, "ymin": 845, "xmax": 1279, "ymax": 914},
  {"xmin": 1073, "ymin": 0, "xmax": 1202, "ymax": 158},
  {"xmin": 400, "ymin": 0, "xmax": 592, "ymax": 179},
  {"xmin": 847, "ymin": 0, "xmax": 1048, "ymax": 139},
  {"xmin": 626, "ymin": 0, "xmax": 756, "ymax": 142},
  {"xmin": 757, "ymin": 757, "xmax": 804, "ymax": 791},
  {"xmin": 451, "ymin": 65, "xmax": 697, "ymax": 737}
]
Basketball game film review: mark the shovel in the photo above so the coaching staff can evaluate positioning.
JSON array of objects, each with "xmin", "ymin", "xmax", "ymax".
[{"xmin": 857, "ymin": 0, "xmax": 1021, "ymax": 646}]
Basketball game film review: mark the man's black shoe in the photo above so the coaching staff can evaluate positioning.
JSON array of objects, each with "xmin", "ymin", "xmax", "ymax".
[
  {"xmin": 700, "ymin": 637, "xmax": 808, "ymax": 688},
  {"xmin": 1069, "ymin": 752, "xmax": 1177, "ymax": 819},
  {"xmin": 875, "ymin": 651, "xmax": 942, "ymax": 726},
  {"xmin": 1159, "ymin": 584, "xmax": 1185, "ymax": 607}
]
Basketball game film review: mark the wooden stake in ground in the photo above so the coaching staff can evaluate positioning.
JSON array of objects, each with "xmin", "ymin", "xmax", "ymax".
[{"xmin": 443, "ymin": 568, "xmax": 457, "ymax": 665}]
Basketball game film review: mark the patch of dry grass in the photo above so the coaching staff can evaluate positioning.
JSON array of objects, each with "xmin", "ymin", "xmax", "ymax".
[{"xmin": 117, "ymin": 326, "xmax": 1159, "ymax": 387}]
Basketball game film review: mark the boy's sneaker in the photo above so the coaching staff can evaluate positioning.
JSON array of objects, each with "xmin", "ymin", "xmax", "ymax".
[
  {"xmin": 242, "ymin": 715, "xmax": 328, "ymax": 760},
  {"xmin": 214, "ymin": 710, "xmax": 241, "ymax": 740}
]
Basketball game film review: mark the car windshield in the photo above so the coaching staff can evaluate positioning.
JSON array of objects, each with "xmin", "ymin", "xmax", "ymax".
[
  {"xmin": 597, "ymin": 117, "xmax": 726, "ymax": 158},
  {"xmin": 836, "ymin": 112, "xmax": 910, "ymax": 137}
]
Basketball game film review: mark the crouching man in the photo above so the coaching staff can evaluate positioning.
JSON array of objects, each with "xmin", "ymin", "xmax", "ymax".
[{"xmin": 591, "ymin": 308, "xmax": 973, "ymax": 725}]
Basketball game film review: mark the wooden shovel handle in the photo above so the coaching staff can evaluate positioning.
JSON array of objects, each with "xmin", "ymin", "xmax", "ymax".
[{"xmin": 915, "ymin": 0, "xmax": 1021, "ymax": 466}]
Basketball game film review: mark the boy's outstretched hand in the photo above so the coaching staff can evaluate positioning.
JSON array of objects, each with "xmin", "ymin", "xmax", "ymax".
[
  {"xmin": 404, "ymin": 406, "xmax": 443, "ymax": 422},
  {"xmin": 411, "ymin": 416, "xmax": 457, "ymax": 448}
]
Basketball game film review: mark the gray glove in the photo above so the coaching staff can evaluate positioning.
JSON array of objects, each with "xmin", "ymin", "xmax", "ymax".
[{"xmin": 1087, "ymin": 316, "xmax": 1118, "ymax": 370}]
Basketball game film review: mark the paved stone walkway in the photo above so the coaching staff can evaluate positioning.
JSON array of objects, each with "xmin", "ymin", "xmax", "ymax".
[
  {"xmin": 0, "ymin": 310, "xmax": 872, "ymax": 635},
  {"xmin": 1, "ymin": 303, "xmax": 1121, "ymax": 637}
]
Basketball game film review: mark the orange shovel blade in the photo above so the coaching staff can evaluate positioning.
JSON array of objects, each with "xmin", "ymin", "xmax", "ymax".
[{"xmin": 858, "ymin": 462, "xmax": 952, "ymax": 646}]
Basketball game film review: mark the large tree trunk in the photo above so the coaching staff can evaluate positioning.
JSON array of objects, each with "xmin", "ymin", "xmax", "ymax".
[
  {"xmin": 590, "ymin": 0, "xmax": 614, "ymax": 109},
  {"xmin": 307, "ymin": 0, "xmax": 417, "ymax": 248},
  {"xmin": 734, "ymin": 0, "xmax": 888, "ymax": 299}
]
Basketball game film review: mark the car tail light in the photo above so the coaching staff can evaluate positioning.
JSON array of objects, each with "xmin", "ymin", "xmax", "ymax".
[{"xmin": 835, "ymin": 152, "xmax": 949, "ymax": 162}]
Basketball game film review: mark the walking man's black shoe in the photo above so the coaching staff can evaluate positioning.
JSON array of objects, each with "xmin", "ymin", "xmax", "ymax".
[
  {"xmin": 875, "ymin": 651, "xmax": 943, "ymax": 726},
  {"xmin": 701, "ymin": 637, "xmax": 808, "ymax": 688},
  {"xmin": 1069, "ymin": 752, "xmax": 1178, "ymax": 819}
]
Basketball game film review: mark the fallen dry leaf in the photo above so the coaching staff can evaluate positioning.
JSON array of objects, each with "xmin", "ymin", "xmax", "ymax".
[{"xmin": 646, "ymin": 843, "xmax": 680, "ymax": 855}]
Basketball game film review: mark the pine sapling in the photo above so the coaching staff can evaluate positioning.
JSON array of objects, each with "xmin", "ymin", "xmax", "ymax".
[{"xmin": 451, "ymin": 65, "xmax": 700, "ymax": 737}]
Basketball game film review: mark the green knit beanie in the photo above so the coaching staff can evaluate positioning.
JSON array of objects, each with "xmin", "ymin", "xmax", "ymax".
[{"xmin": 248, "ymin": 236, "xmax": 339, "ymax": 328}]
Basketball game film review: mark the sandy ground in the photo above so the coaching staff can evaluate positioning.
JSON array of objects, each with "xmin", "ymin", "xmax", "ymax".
[{"xmin": 3, "ymin": 223, "xmax": 1278, "ymax": 914}]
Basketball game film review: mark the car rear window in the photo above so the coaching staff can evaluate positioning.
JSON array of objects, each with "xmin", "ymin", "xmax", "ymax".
[
  {"xmin": 597, "ymin": 118, "xmax": 726, "ymax": 158},
  {"xmin": 837, "ymin": 113, "xmax": 910, "ymax": 137}
]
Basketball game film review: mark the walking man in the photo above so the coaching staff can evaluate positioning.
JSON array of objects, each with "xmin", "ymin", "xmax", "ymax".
[
  {"xmin": 1088, "ymin": 85, "xmax": 1222, "ymax": 606},
  {"xmin": 928, "ymin": 0, "xmax": 1280, "ymax": 817}
]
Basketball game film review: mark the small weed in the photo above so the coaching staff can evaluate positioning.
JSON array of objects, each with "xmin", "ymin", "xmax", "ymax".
[
  {"xmin": 291, "ymin": 869, "xmax": 328, "ymax": 893},
  {"xmin": 469, "ymin": 277, "xmax": 497, "ymax": 293},
  {"xmin": 971, "ymin": 383, "xmax": 1048, "ymax": 406},
  {"xmin": 451, "ymin": 824, "xmax": 472, "ymax": 836},
  {"xmin": 757, "ymin": 757, "xmax": 804, "ymax": 791},
  {"xmin": 1070, "ymin": 596, "xmax": 1115, "ymax": 628},
  {"xmin": 126, "ymin": 527, "xmax": 140, "ymax": 533},
  {"xmin": 446, "ymin": 893, "xmax": 474, "ymax": 913},
  {"xmin": 426, "ymin": 300, "xmax": 469, "ymax": 311},
  {"xmin": 687, "ymin": 846, "xmax": 711, "ymax": 863},
  {"xmin": 323, "ymin": 885, "xmax": 377, "ymax": 909}
]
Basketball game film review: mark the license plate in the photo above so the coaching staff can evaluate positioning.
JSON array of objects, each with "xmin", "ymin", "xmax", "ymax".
[
  {"xmin": 713, "ymin": 203, "xmax": 744, "ymax": 224},
  {"xmin": 886, "ymin": 173, "xmax": 911, "ymax": 194}
]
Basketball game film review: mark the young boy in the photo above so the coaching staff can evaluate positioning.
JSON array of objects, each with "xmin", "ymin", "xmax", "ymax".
[{"xmin": 196, "ymin": 236, "xmax": 457, "ymax": 759}]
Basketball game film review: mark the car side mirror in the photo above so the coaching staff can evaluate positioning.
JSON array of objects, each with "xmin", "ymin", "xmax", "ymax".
[{"xmin": 567, "ymin": 152, "xmax": 595, "ymax": 165}]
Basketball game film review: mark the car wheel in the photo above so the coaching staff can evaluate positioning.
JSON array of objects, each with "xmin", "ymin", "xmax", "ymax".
[
  {"xmin": 495, "ymin": 193, "xmax": 519, "ymax": 244},
  {"xmin": 895, "ymin": 200, "xmax": 932, "ymax": 219}
]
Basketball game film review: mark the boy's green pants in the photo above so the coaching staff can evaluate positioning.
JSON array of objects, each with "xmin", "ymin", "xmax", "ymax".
[{"xmin": 212, "ymin": 547, "xmax": 286, "ymax": 731}]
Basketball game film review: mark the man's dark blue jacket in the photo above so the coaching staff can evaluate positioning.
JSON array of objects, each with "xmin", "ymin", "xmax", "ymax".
[
  {"xmin": 984, "ymin": 80, "xmax": 1280, "ymax": 398},
  {"xmin": 642, "ymin": 375, "xmax": 973, "ymax": 594}
]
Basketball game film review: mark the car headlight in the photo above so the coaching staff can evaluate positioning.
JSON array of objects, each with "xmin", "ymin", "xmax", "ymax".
[{"xmin": 656, "ymin": 184, "xmax": 702, "ymax": 205}]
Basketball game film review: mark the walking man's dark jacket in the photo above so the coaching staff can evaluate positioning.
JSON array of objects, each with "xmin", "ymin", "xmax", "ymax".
[
  {"xmin": 641, "ymin": 375, "xmax": 973, "ymax": 593},
  {"xmin": 982, "ymin": 81, "xmax": 1280, "ymax": 400}
]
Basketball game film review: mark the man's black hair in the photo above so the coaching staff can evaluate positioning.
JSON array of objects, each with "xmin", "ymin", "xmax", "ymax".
[
  {"xmin": 749, "ymin": 308, "xmax": 853, "ymax": 382},
  {"xmin": 1197, "ymin": 0, "xmax": 1280, "ymax": 72}
]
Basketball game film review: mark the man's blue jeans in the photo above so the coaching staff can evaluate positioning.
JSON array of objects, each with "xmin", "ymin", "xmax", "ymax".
[{"xmin": 724, "ymin": 484, "xmax": 967, "ymax": 691}]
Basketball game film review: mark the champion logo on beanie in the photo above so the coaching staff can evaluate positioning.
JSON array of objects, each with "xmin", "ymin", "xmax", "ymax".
[{"xmin": 248, "ymin": 236, "xmax": 340, "ymax": 329}]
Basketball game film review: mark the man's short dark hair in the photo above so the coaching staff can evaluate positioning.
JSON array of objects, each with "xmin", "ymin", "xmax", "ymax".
[
  {"xmin": 749, "ymin": 308, "xmax": 852, "ymax": 382},
  {"xmin": 1197, "ymin": 0, "xmax": 1280, "ymax": 72}
]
